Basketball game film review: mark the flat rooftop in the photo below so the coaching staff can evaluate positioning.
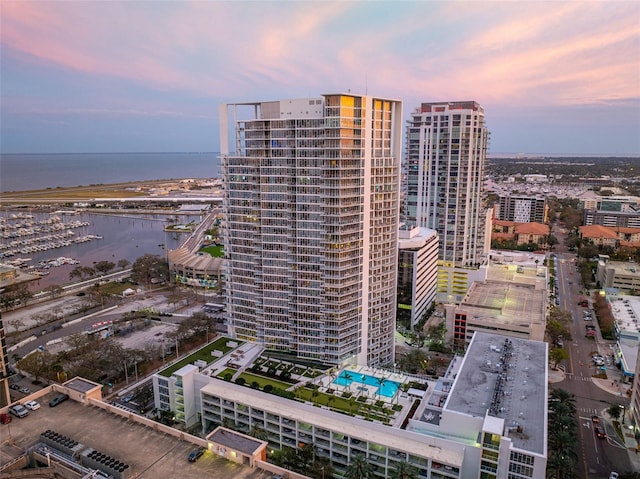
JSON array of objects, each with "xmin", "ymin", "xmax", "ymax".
[
  {"xmin": 611, "ymin": 296, "xmax": 640, "ymax": 337},
  {"xmin": 462, "ymin": 278, "xmax": 546, "ymax": 331},
  {"xmin": 65, "ymin": 378, "xmax": 101, "ymax": 394},
  {"xmin": 446, "ymin": 332, "xmax": 547, "ymax": 455},
  {"xmin": 609, "ymin": 295, "xmax": 640, "ymax": 374},
  {"xmin": 620, "ymin": 338, "xmax": 639, "ymax": 374},
  {"xmin": 207, "ymin": 428, "xmax": 264, "ymax": 456},
  {"xmin": 1, "ymin": 391, "xmax": 271, "ymax": 479}
]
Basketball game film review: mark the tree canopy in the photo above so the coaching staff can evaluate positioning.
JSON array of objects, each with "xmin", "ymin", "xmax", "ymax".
[{"xmin": 130, "ymin": 254, "xmax": 169, "ymax": 287}]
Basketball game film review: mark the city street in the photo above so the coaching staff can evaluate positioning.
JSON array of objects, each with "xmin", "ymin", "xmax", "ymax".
[
  {"xmin": 3, "ymin": 285, "xmax": 216, "ymax": 403},
  {"xmin": 552, "ymin": 251, "xmax": 635, "ymax": 477}
]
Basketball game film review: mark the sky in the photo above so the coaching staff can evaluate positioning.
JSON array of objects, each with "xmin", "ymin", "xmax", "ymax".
[{"xmin": 1, "ymin": 1, "xmax": 639, "ymax": 156}]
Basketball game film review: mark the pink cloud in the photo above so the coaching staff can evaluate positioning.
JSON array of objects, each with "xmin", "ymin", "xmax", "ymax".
[{"xmin": 1, "ymin": 0, "xmax": 638, "ymax": 111}]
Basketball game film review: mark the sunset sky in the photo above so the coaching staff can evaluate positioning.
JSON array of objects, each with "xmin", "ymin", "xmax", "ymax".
[{"xmin": 1, "ymin": 1, "xmax": 639, "ymax": 156}]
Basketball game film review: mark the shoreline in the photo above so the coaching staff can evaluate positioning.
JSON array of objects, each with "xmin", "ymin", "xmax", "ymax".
[
  {"xmin": 1, "ymin": 178, "xmax": 190, "ymax": 197},
  {"xmin": 0, "ymin": 177, "xmax": 221, "ymax": 203}
]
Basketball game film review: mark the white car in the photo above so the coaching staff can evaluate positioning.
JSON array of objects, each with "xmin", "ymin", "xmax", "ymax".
[
  {"xmin": 9, "ymin": 404, "xmax": 29, "ymax": 418},
  {"xmin": 24, "ymin": 400, "xmax": 40, "ymax": 410},
  {"xmin": 609, "ymin": 472, "xmax": 618, "ymax": 479}
]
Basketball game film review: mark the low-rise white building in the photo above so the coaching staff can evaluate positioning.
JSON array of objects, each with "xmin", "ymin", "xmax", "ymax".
[{"xmin": 152, "ymin": 332, "xmax": 547, "ymax": 479}]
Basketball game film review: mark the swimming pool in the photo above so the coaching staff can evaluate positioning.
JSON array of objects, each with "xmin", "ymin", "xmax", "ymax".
[{"xmin": 333, "ymin": 370, "xmax": 400, "ymax": 398}]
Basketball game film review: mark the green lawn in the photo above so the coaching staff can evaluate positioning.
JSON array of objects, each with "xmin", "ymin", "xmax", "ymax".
[
  {"xmin": 295, "ymin": 386, "xmax": 394, "ymax": 422},
  {"xmin": 200, "ymin": 245, "xmax": 224, "ymax": 257},
  {"xmin": 97, "ymin": 281, "xmax": 130, "ymax": 296},
  {"xmin": 217, "ymin": 368, "xmax": 239, "ymax": 380},
  {"xmin": 237, "ymin": 372, "xmax": 291, "ymax": 390},
  {"xmin": 159, "ymin": 337, "xmax": 236, "ymax": 377}
]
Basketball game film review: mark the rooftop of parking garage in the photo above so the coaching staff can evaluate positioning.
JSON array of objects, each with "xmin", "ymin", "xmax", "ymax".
[
  {"xmin": 2, "ymin": 391, "xmax": 271, "ymax": 479},
  {"xmin": 461, "ymin": 279, "xmax": 547, "ymax": 332}
]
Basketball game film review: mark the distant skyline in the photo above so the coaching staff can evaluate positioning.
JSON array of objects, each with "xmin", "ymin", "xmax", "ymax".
[{"xmin": 1, "ymin": 1, "xmax": 639, "ymax": 156}]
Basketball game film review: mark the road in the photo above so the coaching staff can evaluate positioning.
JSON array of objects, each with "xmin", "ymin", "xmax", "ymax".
[{"xmin": 552, "ymin": 251, "xmax": 632, "ymax": 477}]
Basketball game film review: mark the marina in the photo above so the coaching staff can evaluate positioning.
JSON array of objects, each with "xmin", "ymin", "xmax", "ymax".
[
  {"xmin": 0, "ymin": 213, "xmax": 102, "ymax": 259},
  {"xmin": 0, "ymin": 209, "xmax": 187, "ymax": 290}
]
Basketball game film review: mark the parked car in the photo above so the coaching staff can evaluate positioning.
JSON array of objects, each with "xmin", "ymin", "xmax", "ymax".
[
  {"xmin": 9, "ymin": 404, "xmax": 29, "ymax": 418},
  {"xmin": 0, "ymin": 413, "xmax": 11, "ymax": 424},
  {"xmin": 610, "ymin": 472, "xmax": 619, "ymax": 479},
  {"xmin": 19, "ymin": 387, "xmax": 31, "ymax": 394},
  {"xmin": 188, "ymin": 446, "xmax": 206, "ymax": 462},
  {"xmin": 49, "ymin": 393, "xmax": 69, "ymax": 407},
  {"xmin": 24, "ymin": 400, "xmax": 40, "ymax": 410},
  {"xmin": 9, "ymin": 384, "xmax": 20, "ymax": 391}
]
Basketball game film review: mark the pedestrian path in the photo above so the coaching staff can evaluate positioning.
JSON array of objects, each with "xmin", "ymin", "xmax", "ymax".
[
  {"xmin": 564, "ymin": 373, "xmax": 591, "ymax": 382},
  {"xmin": 578, "ymin": 407, "xmax": 599, "ymax": 416}
]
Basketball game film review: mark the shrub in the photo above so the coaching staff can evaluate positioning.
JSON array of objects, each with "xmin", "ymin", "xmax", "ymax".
[{"xmin": 235, "ymin": 377, "xmax": 246, "ymax": 386}]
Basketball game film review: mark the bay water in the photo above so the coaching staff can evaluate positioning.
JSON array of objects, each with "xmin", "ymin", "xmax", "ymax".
[
  {"xmin": 0, "ymin": 152, "xmax": 220, "ymax": 193},
  {"xmin": 1, "ymin": 211, "xmax": 199, "ymax": 291}
]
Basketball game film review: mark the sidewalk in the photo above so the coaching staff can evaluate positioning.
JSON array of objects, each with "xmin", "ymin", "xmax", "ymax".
[{"xmin": 592, "ymin": 376, "xmax": 640, "ymax": 472}]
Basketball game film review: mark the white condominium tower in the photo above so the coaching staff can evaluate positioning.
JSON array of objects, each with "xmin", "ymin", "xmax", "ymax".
[
  {"xmin": 405, "ymin": 101, "xmax": 489, "ymax": 266},
  {"xmin": 219, "ymin": 94, "xmax": 402, "ymax": 367}
]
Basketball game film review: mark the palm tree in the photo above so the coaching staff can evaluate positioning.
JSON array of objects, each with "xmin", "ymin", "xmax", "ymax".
[
  {"xmin": 341, "ymin": 371, "xmax": 353, "ymax": 392},
  {"xmin": 328, "ymin": 368, "xmax": 338, "ymax": 390},
  {"xmin": 549, "ymin": 388, "xmax": 576, "ymax": 415},
  {"xmin": 388, "ymin": 462, "xmax": 420, "ymax": 479},
  {"xmin": 344, "ymin": 455, "xmax": 374, "ymax": 479},
  {"xmin": 546, "ymin": 452, "xmax": 575, "ymax": 479},
  {"xmin": 548, "ymin": 430, "xmax": 577, "ymax": 460},
  {"xmin": 548, "ymin": 414, "xmax": 574, "ymax": 434},
  {"xmin": 376, "ymin": 376, "xmax": 387, "ymax": 400},
  {"xmin": 248, "ymin": 423, "xmax": 268, "ymax": 441},
  {"xmin": 221, "ymin": 417, "xmax": 236, "ymax": 430}
]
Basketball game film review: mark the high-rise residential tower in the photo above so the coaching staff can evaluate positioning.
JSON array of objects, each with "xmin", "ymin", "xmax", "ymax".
[
  {"xmin": 0, "ymin": 315, "xmax": 9, "ymax": 408},
  {"xmin": 219, "ymin": 94, "xmax": 402, "ymax": 367},
  {"xmin": 405, "ymin": 101, "xmax": 489, "ymax": 266},
  {"xmin": 497, "ymin": 195, "xmax": 548, "ymax": 223}
]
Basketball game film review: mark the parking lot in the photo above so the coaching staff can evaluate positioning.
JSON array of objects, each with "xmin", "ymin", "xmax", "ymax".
[{"xmin": 2, "ymin": 391, "xmax": 274, "ymax": 479}]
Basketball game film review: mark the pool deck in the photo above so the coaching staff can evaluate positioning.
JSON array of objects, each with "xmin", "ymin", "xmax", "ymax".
[
  {"xmin": 307, "ymin": 365, "xmax": 417, "ymax": 427},
  {"xmin": 317, "ymin": 365, "xmax": 408, "ymax": 404}
]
